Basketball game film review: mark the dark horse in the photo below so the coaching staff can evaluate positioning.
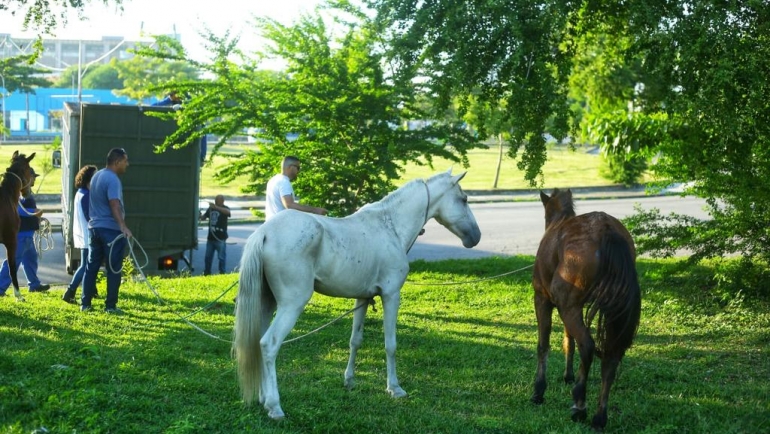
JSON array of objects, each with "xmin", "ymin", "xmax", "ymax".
[
  {"xmin": 0, "ymin": 151, "xmax": 35, "ymax": 301},
  {"xmin": 531, "ymin": 189, "xmax": 641, "ymax": 431}
]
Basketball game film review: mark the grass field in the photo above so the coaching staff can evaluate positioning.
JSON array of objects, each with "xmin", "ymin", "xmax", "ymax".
[
  {"xmin": 1, "ymin": 257, "xmax": 768, "ymax": 433},
  {"xmin": 0, "ymin": 143, "xmax": 613, "ymax": 198}
]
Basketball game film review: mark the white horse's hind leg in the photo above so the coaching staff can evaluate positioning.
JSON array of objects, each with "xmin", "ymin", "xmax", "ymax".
[
  {"xmin": 381, "ymin": 292, "xmax": 407, "ymax": 398},
  {"xmin": 260, "ymin": 301, "xmax": 310, "ymax": 420},
  {"xmin": 344, "ymin": 298, "xmax": 370, "ymax": 390},
  {"xmin": 259, "ymin": 288, "xmax": 277, "ymax": 406}
]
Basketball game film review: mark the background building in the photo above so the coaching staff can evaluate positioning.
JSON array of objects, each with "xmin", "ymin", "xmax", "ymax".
[{"xmin": 0, "ymin": 34, "xmax": 147, "ymax": 72}]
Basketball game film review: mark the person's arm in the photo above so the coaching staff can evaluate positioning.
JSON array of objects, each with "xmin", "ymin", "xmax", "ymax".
[
  {"xmin": 209, "ymin": 203, "xmax": 231, "ymax": 217},
  {"xmin": 109, "ymin": 199, "xmax": 132, "ymax": 238},
  {"xmin": 281, "ymin": 195, "xmax": 327, "ymax": 216}
]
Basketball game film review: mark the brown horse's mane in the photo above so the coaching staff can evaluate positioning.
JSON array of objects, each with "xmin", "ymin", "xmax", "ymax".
[
  {"xmin": 543, "ymin": 188, "xmax": 576, "ymax": 228},
  {"xmin": 1, "ymin": 153, "xmax": 31, "ymax": 196}
]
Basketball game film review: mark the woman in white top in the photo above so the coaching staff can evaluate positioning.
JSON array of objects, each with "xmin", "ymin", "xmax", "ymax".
[{"xmin": 62, "ymin": 165, "xmax": 97, "ymax": 304}]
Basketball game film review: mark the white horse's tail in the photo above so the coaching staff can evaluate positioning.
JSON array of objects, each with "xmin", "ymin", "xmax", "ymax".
[{"xmin": 233, "ymin": 232, "xmax": 265, "ymax": 405}]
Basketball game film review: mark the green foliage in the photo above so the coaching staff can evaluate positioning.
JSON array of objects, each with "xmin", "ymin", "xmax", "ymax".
[
  {"xmin": 136, "ymin": 9, "xmax": 482, "ymax": 216},
  {"xmin": 53, "ymin": 62, "xmax": 124, "ymax": 90},
  {"xmin": 369, "ymin": 0, "xmax": 574, "ymax": 185},
  {"xmin": 0, "ymin": 257, "xmax": 768, "ymax": 433},
  {"xmin": 615, "ymin": 1, "xmax": 770, "ymax": 264},
  {"xmin": 0, "ymin": 55, "xmax": 51, "ymax": 93},
  {"xmin": 112, "ymin": 40, "xmax": 200, "ymax": 101},
  {"xmin": 372, "ymin": 0, "xmax": 770, "ymax": 266}
]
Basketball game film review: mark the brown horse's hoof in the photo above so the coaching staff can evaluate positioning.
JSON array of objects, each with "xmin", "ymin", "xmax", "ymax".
[
  {"xmin": 530, "ymin": 394, "xmax": 544, "ymax": 405},
  {"xmin": 571, "ymin": 406, "xmax": 587, "ymax": 422},
  {"xmin": 591, "ymin": 413, "xmax": 607, "ymax": 432}
]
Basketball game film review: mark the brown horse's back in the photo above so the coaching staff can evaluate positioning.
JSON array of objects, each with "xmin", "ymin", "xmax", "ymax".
[{"xmin": 535, "ymin": 211, "xmax": 635, "ymax": 299}]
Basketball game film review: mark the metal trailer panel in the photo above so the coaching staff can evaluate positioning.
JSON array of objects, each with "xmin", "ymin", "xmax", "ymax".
[{"xmin": 61, "ymin": 102, "xmax": 200, "ymax": 274}]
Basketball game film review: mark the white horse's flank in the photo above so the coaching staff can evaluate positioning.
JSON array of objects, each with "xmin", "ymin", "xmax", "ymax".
[{"xmin": 233, "ymin": 169, "xmax": 481, "ymax": 419}]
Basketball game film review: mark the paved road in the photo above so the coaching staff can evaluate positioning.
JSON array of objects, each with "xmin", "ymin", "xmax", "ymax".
[{"xmin": 0, "ymin": 195, "xmax": 709, "ymax": 289}]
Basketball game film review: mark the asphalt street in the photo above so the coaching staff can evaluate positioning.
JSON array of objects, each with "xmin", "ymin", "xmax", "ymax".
[{"xmin": 0, "ymin": 191, "xmax": 709, "ymax": 293}]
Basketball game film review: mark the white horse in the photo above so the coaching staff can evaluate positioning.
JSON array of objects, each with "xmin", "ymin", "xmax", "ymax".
[{"xmin": 233, "ymin": 169, "xmax": 481, "ymax": 419}]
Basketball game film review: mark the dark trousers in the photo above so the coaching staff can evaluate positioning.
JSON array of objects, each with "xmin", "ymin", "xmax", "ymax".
[
  {"xmin": 81, "ymin": 228, "xmax": 127, "ymax": 309},
  {"xmin": 204, "ymin": 239, "xmax": 226, "ymax": 275}
]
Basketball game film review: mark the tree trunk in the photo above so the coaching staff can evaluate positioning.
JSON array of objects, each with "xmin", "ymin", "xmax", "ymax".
[{"xmin": 493, "ymin": 133, "xmax": 503, "ymax": 189}]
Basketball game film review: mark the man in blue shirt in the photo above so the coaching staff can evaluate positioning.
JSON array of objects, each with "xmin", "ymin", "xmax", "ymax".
[{"xmin": 80, "ymin": 148, "xmax": 132, "ymax": 314}]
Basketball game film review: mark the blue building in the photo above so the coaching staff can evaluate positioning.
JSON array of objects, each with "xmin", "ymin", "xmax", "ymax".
[{"xmin": 0, "ymin": 88, "xmax": 149, "ymax": 140}]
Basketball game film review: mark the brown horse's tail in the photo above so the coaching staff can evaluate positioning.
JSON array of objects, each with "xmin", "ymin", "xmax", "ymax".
[
  {"xmin": 233, "ymin": 232, "xmax": 265, "ymax": 405},
  {"xmin": 586, "ymin": 231, "xmax": 642, "ymax": 359}
]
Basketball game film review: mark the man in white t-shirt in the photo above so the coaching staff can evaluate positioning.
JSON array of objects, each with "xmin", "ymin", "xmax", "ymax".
[{"xmin": 264, "ymin": 156, "xmax": 328, "ymax": 221}]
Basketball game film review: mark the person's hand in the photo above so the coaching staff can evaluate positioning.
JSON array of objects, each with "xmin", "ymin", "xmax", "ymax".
[
  {"xmin": 317, "ymin": 207, "xmax": 328, "ymax": 216},
  {"xmin": 121, "ymin": 226, "xmax": 133, "ymax": 239}
]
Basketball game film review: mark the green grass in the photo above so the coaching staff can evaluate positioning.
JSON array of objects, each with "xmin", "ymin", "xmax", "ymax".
[
  {"xmin": 2, "ymin": 143, "xmax": 614, "ymax": 198},
  {"xmin": 1, "ymin": 257, "xmax": 768, "ymax": 433}
]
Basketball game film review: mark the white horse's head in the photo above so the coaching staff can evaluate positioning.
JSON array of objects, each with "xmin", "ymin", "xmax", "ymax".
[{"xmin": 428, "ymin": 169, "xmax": 482, "ymax": 248}]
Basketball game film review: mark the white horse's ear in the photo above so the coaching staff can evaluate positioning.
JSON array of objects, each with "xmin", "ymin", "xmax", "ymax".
[
  {"xmin": 445, "ymin": 166, "xmax": 453, "ymax": 176},
  {"xmin": 451, "ymin": 171, "xmax": 467, "ymax": 184}
]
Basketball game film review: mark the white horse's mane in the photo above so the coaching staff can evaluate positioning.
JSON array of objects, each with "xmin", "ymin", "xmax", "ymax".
[{"xmin": 356, "ymin": 173, "xmax": 448, "ymax": 215}]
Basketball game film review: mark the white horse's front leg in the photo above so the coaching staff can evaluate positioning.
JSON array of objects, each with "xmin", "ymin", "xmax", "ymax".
[
  {"xmin": 344, "ymin": 298, "xmax": 370, "ymax": 390},
  {"xmin": 381, "ymin": 292, "xmax": 407, "ymax": 398}
]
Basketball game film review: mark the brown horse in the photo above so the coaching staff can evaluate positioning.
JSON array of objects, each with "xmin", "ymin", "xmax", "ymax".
[
  {"xmin": 0, "ymin": 151, "xmax": 35, "ymax": 301},
  {"xmin": 531, "ymin": 188, "xmax": 641, "ymax": 431}
]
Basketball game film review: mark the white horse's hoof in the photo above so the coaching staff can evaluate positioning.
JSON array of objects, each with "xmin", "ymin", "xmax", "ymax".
[
  {"xmin": 387, "ymin": 386, "xmax": 408, "ymax": 398},
  {"xmin": 14, "ymin": 296, "xmax": 25, "ymax": 302},
  {"xmin": 268, "ymin": 408, "xmax": 285, "ymax": 420},
  {"xmin": 344, "ymin": 377, "xmax": 355, "ymax": 390}
]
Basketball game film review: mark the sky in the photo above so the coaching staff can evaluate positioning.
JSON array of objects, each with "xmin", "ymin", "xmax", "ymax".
[{"xmin": 0, "ymin": 0, "xmax": 324, "ymax": 62}]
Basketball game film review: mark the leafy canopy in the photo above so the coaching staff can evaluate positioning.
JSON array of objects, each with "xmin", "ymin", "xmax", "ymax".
[
  {"xmin": 370, "ymin": 0, "xmax": 770, "ymax": 268},
  {"xmin": 138, "ymin": 7, "xmax": 481, "ymax": 216}
]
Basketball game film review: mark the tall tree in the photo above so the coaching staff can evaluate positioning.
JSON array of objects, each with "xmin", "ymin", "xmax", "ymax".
[
  {"xmin": 52, "ymin": 61, "xmax": 124, "ymax": 89},
  {"xmin": 368, "ymin": 0, "xmax": 574, "ymax": 185},
  {"xmin": 0, "ymin": 55, "xmax": 52, "ymax": 92},
  {"xmin": 112, "ymin": 51, "xmax": 200, "ymax": 101},
  {"xmin": 370, "ymin": 0, "xmax": 770, "ymax": 284},
  {"xmin": 136, "ymin": 10, "xmax": 480, "ymax": 216}
]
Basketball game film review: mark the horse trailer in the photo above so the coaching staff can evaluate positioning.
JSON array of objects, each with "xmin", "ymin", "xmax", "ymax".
[{"xmin": 60, "ymin": 102, "xmax": 201, "ymax": 275}]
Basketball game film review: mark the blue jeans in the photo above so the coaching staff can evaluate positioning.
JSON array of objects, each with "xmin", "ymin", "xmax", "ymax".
[
  {"xmin": 63, "ymin": 247, "xmax": 89, "ymax": 300},
  {"xmin": 0, "ymin": 232, "xmax": 41, "ymax": 292},
  {"xmin": 82, "ymin": 228, "xmax": 127, "ymax": 309},
  {"xmin": 204, "ymin": 239, "xmax": 226, "ymax": 275}
]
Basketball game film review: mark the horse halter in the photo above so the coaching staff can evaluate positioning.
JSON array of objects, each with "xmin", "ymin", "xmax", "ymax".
[{"xmin": 4, "ymin": 171, "xmax": 25, "ymax": 188}]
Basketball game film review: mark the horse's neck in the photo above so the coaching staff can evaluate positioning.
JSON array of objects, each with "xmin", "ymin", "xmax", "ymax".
[{"xmin": 378, "ymin": 181, "xmax": 430, "ymax": 251}]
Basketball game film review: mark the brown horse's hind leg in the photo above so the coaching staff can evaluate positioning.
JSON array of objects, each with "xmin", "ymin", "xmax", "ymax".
[
  {"xmin": 592, "ymin": 354, "xmax": 621, "ymax": 431},
  {"xmin": 4, "ymin": 242, "xmax": 23, "ymax": 302},
  {"xmin": 562, "ymin": 331, "xmax": 575, "ymax": 384},
  {"xmin": 559, "ymin": 308, "xmax": 595, "ymax": 423},
  {"xmin": 531, "ymin": 291, "xmax": 553, "ymax": 404}
]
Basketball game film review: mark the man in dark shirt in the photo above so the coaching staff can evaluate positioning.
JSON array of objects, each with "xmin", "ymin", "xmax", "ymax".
[{"xmin": 200, "ymin": 195, "xmax": 230, "ymax": 275}]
